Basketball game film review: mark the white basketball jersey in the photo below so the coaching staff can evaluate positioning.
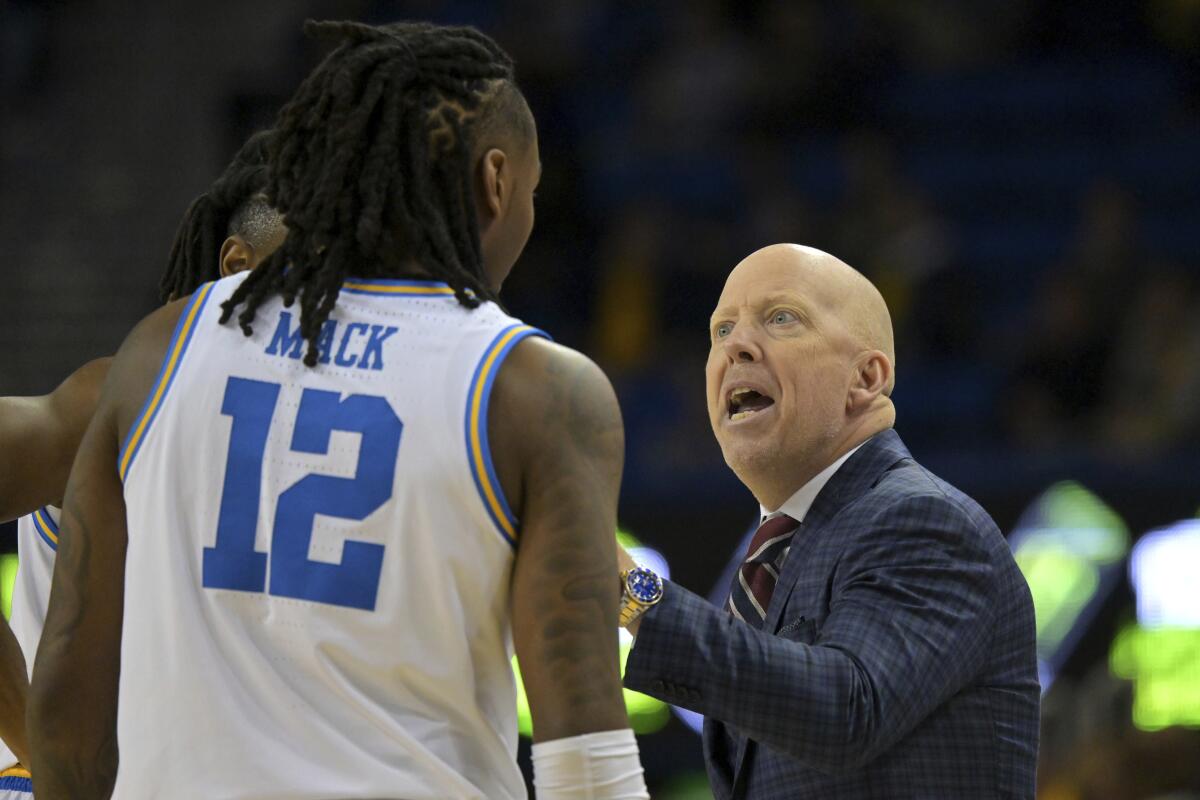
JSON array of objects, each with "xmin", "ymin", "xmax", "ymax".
[
  {"xmin": 0, "ymin": 506, "xmax": 58, "ymax": 783},
  {"xmin": 115, "ymin": 273, "xmax": 546, "ymax": 799}
]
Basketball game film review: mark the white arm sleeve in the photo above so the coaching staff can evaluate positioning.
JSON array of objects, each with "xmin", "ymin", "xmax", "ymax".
[{"xmin": 531, "ymin": 728, "xmax": 649, "ymax": 799}]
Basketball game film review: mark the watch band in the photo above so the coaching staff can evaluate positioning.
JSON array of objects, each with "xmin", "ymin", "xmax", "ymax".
[
  {"xmin": 618, "ymin": 598, "xmax": 645, "ymax": 628},
  {"xmin": 619, "ymin": 567, "xmax": 663, "ymax": 628}
]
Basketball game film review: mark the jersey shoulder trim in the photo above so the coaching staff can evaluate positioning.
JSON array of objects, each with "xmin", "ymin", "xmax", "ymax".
[
  {"xmin": 118, "ymin": 282, "xmax": 216, "ymax": 482},
  {"xmin": 0, "ymin": 764, "xmax": 32, "ymax": 793},
  {"xmin": 31, "ymin": 506, "xmax": 59, "ymax": 551},
  {"xmin": 342, "ymin": 278, "xmax": 457, "ymax": 297},
  {"xmin": 464, "ymin": 323, "xmax": 550, "ymax": 549}
]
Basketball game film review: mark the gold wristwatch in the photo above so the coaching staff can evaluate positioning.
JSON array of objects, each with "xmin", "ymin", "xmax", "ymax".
[{"xmin": 618, "ymin": 566, "xmax": 664, "ymax": 627}]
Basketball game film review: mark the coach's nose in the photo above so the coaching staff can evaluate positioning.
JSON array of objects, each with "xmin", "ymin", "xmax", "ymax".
[{"xmin": 722, "ymin": 322, "xmax": 762, "ymax": 364}]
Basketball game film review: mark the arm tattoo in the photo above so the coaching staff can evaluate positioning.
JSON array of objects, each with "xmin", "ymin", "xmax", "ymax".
[{"xmin": 524, "ymin": 354, "xmax": 624, "ymax": 718}]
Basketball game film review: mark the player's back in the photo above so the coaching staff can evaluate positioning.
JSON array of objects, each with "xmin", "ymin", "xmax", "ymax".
[{"xmin": 114, "ymin": 272, "xmax": 546, "ymax": 799}]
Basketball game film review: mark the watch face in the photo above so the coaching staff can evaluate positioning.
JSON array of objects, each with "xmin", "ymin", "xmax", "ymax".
[{"xmin": 626, "ymin": 567, "xmax": 663, "ymax": 604}]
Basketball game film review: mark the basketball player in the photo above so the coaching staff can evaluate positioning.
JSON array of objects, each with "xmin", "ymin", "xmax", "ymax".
[
  {"xmin": 30, "ymin": 20, "xmax": 646, "ymax": 800},
  {"xmin": 0, "ymin": 131, "xmax": 282, "ymax": 798}
]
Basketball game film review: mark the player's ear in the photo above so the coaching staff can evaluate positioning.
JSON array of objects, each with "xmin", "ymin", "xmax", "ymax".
[
  {"xmin": 220, "ymin": 235, "xmax": 254, "ymax": 277},
  {"xmin": 476, "ymin": 148, "xmax": 508, "ymax": 225}
]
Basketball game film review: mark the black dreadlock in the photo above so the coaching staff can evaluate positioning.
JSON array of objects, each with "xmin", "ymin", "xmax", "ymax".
[
  {"xmin": 159, "ymin": 130, "xmax": 274, "ymax": 302},
  {"xmin": 218, "ymin": 19, "xmax": 529, "ymax": 366}
]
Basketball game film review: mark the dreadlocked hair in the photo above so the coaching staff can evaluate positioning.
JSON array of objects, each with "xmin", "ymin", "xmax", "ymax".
[
  {"xmin": 160, "ymin": 130, "xmax": 274, "ymax": 302},
  {"xmin": 219, "ymin": 19, "xmax": 527, "ymax": 367}
]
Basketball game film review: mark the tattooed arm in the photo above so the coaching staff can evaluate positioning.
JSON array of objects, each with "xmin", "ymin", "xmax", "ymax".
[
  {"xmin": 0, "ymin": 358, "xmax": 110, "ymax": 522},
  {"xmin": 491, "ymin": 337, "xmax": 629, "ymax": 742},
  {"xmin": 29, "ymin": 304, "xmax": 181, "ymax": 799}
]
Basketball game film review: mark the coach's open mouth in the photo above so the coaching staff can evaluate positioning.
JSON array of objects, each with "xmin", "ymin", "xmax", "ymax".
[{"xmin": 728, "ymin": 387, "xmax": 775, "ymax": 421}]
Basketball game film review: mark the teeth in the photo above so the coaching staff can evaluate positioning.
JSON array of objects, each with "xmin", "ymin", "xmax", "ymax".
[
  {"xmin": 730, "ymin": 388, "xmax": 754, "ymax": 402},
  {"xmin": 731, "ymin": 410, "xmax": 755, "ymax": 421}
]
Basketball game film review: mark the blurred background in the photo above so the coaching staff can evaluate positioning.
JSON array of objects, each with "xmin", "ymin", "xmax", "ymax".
[{"xmin": 2, "ymin": 0, "xmax": 1199, "ymax": 797}]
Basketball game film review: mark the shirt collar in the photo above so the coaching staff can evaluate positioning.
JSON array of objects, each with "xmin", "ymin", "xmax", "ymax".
[{"xmin": 759, "ymin": 440, "xmax": 869, "ymax": 524}]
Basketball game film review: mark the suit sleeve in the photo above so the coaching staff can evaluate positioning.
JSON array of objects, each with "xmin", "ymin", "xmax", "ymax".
[{"xmin": 623, "ymin": 493, "xmax": 998, "ymax": 774}]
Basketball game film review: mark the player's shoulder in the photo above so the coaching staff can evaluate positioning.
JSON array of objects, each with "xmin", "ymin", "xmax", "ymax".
[
  {"xmin": 115, "ymin": 296, "xmax": 192, "ymax": 370},
  {"xmin": 104, "ymin": 290, "xmax": 210, "ymax": 430},
  {"xmin": 484, "ymin": 336, "xmax": 623, "ymax": 527},
  {"xmin": 487, "ymin": 336, "xmax": 623, "ymax": 500},
  {"xmin": 47, "ymin": 356, "xmax": 112, "ymax": 422},
  {"xmin": 494, "ymin": 337, "xmax": 621, "ymax": 433}
]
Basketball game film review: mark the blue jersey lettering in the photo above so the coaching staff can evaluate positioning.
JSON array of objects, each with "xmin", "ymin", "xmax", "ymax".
[
  {"xmin": 265, "ymin": 311, "xmax": 305, "ymax": 359},
  {"xmin": 334, "ymin": 322, "xmax": 371, "ymax": 367},
  {"xmin": 265, "ymin": 314, "xmax": 395, "ymax": 371},
  {"xmin": 359, "ymin": 325, "xmax": 399, "ymax": 370}
]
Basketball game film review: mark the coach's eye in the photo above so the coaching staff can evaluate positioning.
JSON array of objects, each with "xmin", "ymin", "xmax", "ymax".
[
  {"xmin": 714, "ymin": 322, "xmax": 733, "ymax": 339},
  {"xmin": 770, "ymin": 310, "xmax": 798, "ymax": 325}
]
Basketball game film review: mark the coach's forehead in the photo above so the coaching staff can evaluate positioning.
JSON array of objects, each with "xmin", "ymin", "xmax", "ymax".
[
  {"xmin": 715, "ymin": 244, "xmax": 846, "ymax": 314},
  {"xmin": 714, "ymin": 244, "xmax": 896, "ymax": 362}
]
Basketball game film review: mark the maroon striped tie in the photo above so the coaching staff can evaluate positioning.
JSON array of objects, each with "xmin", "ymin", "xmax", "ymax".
[{"xmin": 728, "ymin": 514, "xmax": 799, "ymax": 628}]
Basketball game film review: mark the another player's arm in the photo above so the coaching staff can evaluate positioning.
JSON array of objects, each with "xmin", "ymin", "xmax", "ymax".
[
  {"xmin": 492, "ymin": 339, "xmax": 629, "ymax": 742},
  {"xmin": 0, "ymin": 358, "xmax": 110, "ymax": 522},
  {"xmin": 29, "ymin": 304, "xmax": 182, "ymax": 800},
  {"xmin": 0, "ymin": 620, "xmax": 29, "ymax": 766},
  {"xmin": 0, "ymin": 359, "xmax": 109, "ymax": 765}
]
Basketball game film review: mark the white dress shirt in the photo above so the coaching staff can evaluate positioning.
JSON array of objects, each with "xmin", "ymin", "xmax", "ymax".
[{"xmin": 759, "ymin": 440, "xmax": 869, "ymax": 525}]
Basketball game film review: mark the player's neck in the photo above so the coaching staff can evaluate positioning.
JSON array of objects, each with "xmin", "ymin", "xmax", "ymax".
[{"xmin": 355, "ymin": 257, "xmax": 439, "ymax": 282}]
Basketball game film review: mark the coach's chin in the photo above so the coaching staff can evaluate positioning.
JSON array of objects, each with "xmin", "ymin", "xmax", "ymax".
[{"xmin": 620, "ymin": 243, "xmax": 1040, "ymax": 800}]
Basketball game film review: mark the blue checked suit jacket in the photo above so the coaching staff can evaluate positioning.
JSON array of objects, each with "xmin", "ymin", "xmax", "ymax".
[{"xmin": 624, "ymin": 430, "xmax": 1039, "ymax": 799}]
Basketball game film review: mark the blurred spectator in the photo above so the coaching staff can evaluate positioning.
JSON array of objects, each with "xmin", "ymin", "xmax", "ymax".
[
  {"xmin": 1070, "ymin": 181, "xmax": 1140, "ymax": 301},
  {"xmin": 632, "ymin": 0, "xmax": 754, "ymax": 154},
  {"xmin": 591, "ymin": 205, "xmax": 664, "ymax": 373},
  {"xmin": 1004, "ymin": 181, "xmax": 1143, "ymax": 453},
  {"xmin": 1005, "ymin": 268, "xmax": 1115, "ymax": 451},
  {"xmin": 829, "ymin": 131, "xmax": 954, "ymax": 361},
  {"xmin": 1040, "ymin": 726, "xmax": 1200, "ymax": 800},
  {"xmin": 1097, "ymin": 264, "xmax": 1200, "ymax": 456}
]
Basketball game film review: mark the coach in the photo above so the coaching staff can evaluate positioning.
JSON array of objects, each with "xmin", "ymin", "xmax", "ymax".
[{"xmin": 619, "ymin": 244, "xmax": 1039, "ymax": 798}]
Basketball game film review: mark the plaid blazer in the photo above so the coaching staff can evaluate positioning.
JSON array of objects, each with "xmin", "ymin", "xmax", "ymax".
[{"xmin": 624, "ymin": 430, "xmax": 1039, "ymax": 799}]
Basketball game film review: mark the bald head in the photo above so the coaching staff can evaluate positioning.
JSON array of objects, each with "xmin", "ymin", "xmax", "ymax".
[
  {"xmin": 736, "ymin": 244, "xmax": 895, "ymax": 393},
  {"xmin": 706, "ymin": 243, "xmax": 897, "ymax": 510}
]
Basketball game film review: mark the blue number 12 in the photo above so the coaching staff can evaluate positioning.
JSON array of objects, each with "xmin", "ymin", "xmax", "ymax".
[{"xmin": 203, "ymin": 377, "xmax": 402, "ymax": 611}]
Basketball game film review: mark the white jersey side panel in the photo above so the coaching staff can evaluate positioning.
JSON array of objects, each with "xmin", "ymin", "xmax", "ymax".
[
  {"xmin": 114, "ymin": 274, "xmax": 545, "ymax": 800},
  {"xmin": 0, "ymin": 506, "xmax": 58, "ymax": 787}
]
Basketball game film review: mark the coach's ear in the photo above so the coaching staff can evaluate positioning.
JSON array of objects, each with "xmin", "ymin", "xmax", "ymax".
[{"xmin": 220, "ymin": 235, "xmax": 254, "ymax": 277}]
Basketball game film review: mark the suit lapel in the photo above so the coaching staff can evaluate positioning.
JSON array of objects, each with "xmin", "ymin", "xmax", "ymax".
[{"xmin": 762, "ymin": 430, "xmax": 912, "ymax": 633}]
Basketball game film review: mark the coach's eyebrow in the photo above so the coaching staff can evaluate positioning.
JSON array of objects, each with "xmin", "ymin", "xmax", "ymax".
[
  {"xmin": 709, "ymin": 293, "xmax": 812, "ymax": 324},
  {"xmin": 709, "ymin": 305, "xmax": 735, "ymax": 324}
]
